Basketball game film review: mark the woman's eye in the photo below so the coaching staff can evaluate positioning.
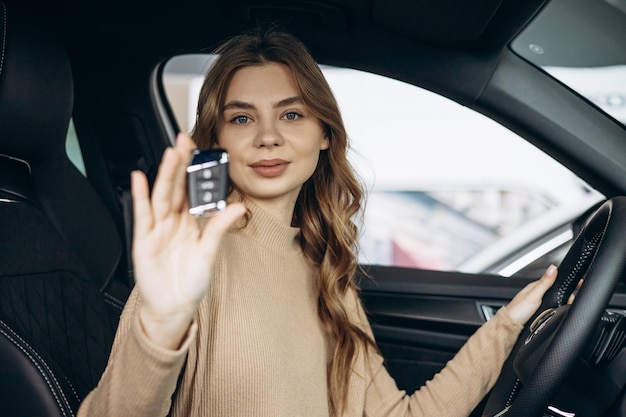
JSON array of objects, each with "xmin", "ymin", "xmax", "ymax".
[
  {"xmin": 283, "ymin": 112, "xmax": 302, "ymax": 121},
  {"xmin": 231, "ymin": 115, "xmax": 250, "ymax": 124}
]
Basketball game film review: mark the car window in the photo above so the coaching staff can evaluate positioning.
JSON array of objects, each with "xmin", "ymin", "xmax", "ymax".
[
  {"xmin": 66, "ymin": 118, "xmax": 86, "ymax": 176},
  {"xmin": 159, "ymin": 54, "xmax": 605, "ymax": 277},
  {"xmin": 511, "ymin": 0, "xmax": 626, "ymax": 128}
]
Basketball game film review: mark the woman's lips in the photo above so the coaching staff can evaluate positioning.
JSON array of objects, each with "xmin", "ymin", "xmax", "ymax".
[{"xmin": 249, "ymin": 159, "xmax": 289, "ymax": 177}]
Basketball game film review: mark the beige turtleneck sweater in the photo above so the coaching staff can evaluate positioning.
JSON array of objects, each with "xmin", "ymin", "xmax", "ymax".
[{"xmin": 78, "ymin": 197, "xmax": 522, "ymax": 417}]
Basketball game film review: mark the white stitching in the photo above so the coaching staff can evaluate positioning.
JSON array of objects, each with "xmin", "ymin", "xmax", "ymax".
[
  {"xmin": 0, "ymin": 327, "xmax": 69, "ymax": 416},
  {"xmin": 0, "ymin": 2, "xmax": 6, "ymax": 78},
  {"xmin": 501, "ymin": 233, "xmax": 603, "ymax": 412},
  {"xmin": 505, "ymin": 378, "xmax": 520, "ymax": 408},
  {"xmin": 0, "ymin": 319, "xmax": 77, "ymax": 416},
  {"xmin": 555, "ymin": 231, "xmax": 602, "ymax": 305},
  {"xmin": 62, "ymin": 374, "xmax": 80, "ymax": 406},
  {"xmin": 0, "ymin": 320, "xmax": 80, "ymax": 416}
]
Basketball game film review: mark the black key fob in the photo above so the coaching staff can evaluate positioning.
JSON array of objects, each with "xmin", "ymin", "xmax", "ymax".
[{"xmin": 187, "ymin": 149, "xmax": 229, "ymax": 216}]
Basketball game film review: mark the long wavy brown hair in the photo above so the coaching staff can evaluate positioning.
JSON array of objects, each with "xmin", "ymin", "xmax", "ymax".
[{"xmin": 191, "ymin": 29, "xmax": 377, "ymax": 415}]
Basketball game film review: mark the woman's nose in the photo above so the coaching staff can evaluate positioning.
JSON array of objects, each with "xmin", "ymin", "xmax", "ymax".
[{"xmin": 253, "ymin": 120, "xmax": 285, "ymax": 147}]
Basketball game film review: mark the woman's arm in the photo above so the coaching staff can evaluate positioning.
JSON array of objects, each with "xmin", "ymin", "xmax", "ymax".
[
  {"xmin": 77, "ymin": 288, "xmax": 195, "ymax": 417},
  {"xmin": 357, "ymin": 266, "xmax": 557, "ymax": 417},
  {"xmin": 78, "ymin": 133, "xmax": 245, "ymax": 416}
]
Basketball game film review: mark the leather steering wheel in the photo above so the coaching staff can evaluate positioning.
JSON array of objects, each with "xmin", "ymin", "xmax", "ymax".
[{"xmin": 482, "ymin": 196, "xmax": 626, "ymax": 417}]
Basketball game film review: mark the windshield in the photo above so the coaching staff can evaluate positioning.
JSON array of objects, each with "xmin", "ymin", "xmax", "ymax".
[{"xmin": 511, "ymin": 0, "xmax": 626, "ymax": 127}]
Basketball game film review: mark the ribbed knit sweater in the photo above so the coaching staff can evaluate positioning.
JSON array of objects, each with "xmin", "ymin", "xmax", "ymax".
[{"xmin": 78, "ymin": 197, "xmax": 522, "ymax": 417}]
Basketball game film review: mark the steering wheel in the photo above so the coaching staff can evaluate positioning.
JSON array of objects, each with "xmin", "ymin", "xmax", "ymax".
[{"xmin": 482, "ymin": 196, "xmax": 626, "ymax": 417}]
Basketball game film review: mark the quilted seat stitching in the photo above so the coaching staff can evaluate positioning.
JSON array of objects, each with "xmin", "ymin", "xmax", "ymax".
[
  {"xmin": 0, "ymin": 319, "xmax": 76, "ymax": 416},
  {"xmin": 0, "ymin": 271, "xmax": 114, "ymax": 397}
]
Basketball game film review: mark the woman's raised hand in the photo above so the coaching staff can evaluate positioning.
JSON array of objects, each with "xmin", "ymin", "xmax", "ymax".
[{"xmin": 131, "ymin": 133, "xmax": 245, "ymax": 349}]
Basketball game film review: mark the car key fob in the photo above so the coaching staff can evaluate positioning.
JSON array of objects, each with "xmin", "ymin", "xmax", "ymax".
[{"xmin": 187, "ymin": 149, "xmax": 229, "ymax": 216}]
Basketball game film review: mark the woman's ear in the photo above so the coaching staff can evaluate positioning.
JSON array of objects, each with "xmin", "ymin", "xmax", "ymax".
[{"xmin": 320, "ymin": 135, "xmax": 330, "ymax": 150}]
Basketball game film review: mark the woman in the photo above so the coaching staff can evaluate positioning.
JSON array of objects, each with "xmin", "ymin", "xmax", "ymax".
[{"xmin": 78, "ymin": 29, "xmax": 557, "ymax": 417}]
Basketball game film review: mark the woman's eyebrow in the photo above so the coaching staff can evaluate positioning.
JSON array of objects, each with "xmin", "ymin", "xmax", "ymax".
[
  {"xmin": 223, "ymin": 100, "xmax": 255, "ymax": 111},
  {"xmin": 223, "ymin": 96, "xmax": 303, "ymax": 111},
  {"xmin": 275, "ymin": 96, "xmax": 303, "ymax": 108}
]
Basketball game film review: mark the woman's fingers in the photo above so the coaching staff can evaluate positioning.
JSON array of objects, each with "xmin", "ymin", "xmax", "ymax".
[
  {"xmin": 170, "ymin": 133, "xmax": 197, "ymax": 212},
  {"xmin": 130, "ymin": 170, "xmax": 153, "ymax": 239},
  {"xmin": 133, "ymin": 133, "xmax": 199, "ymax": 226},
  {"xmin": 150, "ymin": 147, "xmax": 181, "ymax": 221},
  {"xmin": 506, "ymin": 265, "xmax": 558, "ymax": 325},
  {"xmin": 530, "ymin": 264, "xmax": 558, "ymax": 295}
]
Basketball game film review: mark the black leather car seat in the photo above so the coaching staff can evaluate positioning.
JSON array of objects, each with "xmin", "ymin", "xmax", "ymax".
[{"xmin": 0, "ymin": 2, "xmax": 125, "ymax": 415}]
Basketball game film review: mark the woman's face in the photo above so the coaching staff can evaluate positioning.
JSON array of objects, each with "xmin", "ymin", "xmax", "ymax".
[{"xmin": 217, "ymin": 63, "xmax": 329, "ymax": 215}]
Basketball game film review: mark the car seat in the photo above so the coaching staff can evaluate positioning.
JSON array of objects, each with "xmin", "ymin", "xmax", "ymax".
[{"xmin": 0, "ymin": 2, "xmax": 126, "ymax": 415}]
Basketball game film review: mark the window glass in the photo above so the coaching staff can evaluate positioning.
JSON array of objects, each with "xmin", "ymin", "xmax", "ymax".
[
  {"xmin": 160, "ymin": 55, "xmax": 604, "ymax": 277},
  {"xmin": 511, "ymin": 0, "xmax": 626, "ymax": 127},
  {"xmin": 66, "ymin": 118, "xmax": 86, "ymax": 176}
]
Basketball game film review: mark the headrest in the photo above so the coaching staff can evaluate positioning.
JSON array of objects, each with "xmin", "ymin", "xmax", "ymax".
[
  {"xmin": 0, "ymin": 2, "xmax": 125, "ymax": 290},
  {"xmin": 0, "ymin": 2, "xmax": 73, "ymax": 162}
]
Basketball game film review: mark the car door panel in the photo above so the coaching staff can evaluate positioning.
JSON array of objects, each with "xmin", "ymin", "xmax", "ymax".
[
  {"xmin": 357, "ymin": 266, "xmax": 530, "ymax": 393},
  {"xmin": 357, "ymin": 265, "xmax": 626, "ymax": 398}
]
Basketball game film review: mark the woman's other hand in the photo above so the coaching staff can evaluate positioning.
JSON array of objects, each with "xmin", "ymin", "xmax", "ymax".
[
  {"xmin": 131, "ymin": 133, "xmax": 245, "ymax": 349},
  {"xmin": 506, "ymin": 265, "xmax": 558, "ymax": 326}
]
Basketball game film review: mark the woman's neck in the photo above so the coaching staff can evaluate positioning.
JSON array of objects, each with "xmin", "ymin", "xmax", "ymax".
[{"xmin": 243, "ymin": 194, "xmax": 297, "ymax": 226}]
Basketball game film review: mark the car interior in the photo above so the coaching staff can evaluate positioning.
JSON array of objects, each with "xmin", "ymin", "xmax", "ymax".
[
  {"xmin": 0, "ymin": 5, "xmax": 123, "ymax": 415},
  {"xmin": 1, "ymin": 0, "xmax": 625, "ymax": 416}
]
